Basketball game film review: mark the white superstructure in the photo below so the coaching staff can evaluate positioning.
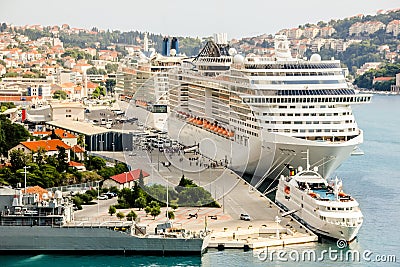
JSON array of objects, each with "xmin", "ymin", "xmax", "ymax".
[
  {"xmin": 275, "ymin": 157, "xmax": 363, "ymax": 241},
  {"xmin": 120, "ymin": 51, "xmax": 184, "ymax": 130},
  {"xmin": 166, "ymin": 35, "xmax": 372, "ymax": 185}
]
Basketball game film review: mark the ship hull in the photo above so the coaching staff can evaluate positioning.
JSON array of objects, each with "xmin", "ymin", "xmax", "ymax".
[
  {"xmin": 168, "ymin": 116, "xmax": 363, "ymax": 183},
  {"xmin": 275, "ymin": 179, "xmax": 362, "ymax": 242},
  {"xmin": 275, "ymin": 199, "xmax": 361, "ymax": 242},
  {"xmin": 0, "ymin": 226, "xmax": 208, "ymax": 255}
]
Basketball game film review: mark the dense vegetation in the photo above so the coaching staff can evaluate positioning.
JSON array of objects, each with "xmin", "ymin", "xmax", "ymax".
[
  {"xmin": 354, "ymin": 62, "xmax": 400, "ymax": 90},
  {"xmin": 0, "ymin": 114, "xmax": 31, "ymax": 158},
  {"xmin": 0, "ymin": 114, "xmax": 129, "ymax": 188},
  {"xmin": 114, "ymin": 174, "xmax": 219, "ymax": 212}
]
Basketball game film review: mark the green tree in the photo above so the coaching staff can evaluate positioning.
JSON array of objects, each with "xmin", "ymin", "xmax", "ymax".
[
  {"xmin": 138, "ymin": 169, "xmax": 145, "ymax": 188},
  {"xmin": 108, "ymin": 205, "xmax": 116, "ymax": 216},
  {"xmin": 116, "ymin": 211, "xmax": 125, "ymax": 220},
  {"xmin": 150, "ymin": 206, "xmax": 161, "ymax": 219},
  {"xmin": 135, "ymin": 196, "xmax": 147, "ymax": 210},
  {"xmin": 77, "ymin": 134, "xmax": 85, "ymax": 147},
  {"xmin": 72, "ymin": 196, "xmax": 83, "ymax": 210},
  {"xmin": 167, "ymin": 210, "xmax": 175, "ymax": 220},
  {"xmin": 34, "ymin": 147, "xmax": 47, "ymax": 165},
  {"xmin": 176, "ymin": 175, "xmax": 196, "ymax": 192},
  {"xmin": 87, "ymin": 156, "xmax": 106, "ymax": 170},
  {"xmin": 105, "ymin": 64, "xmax": 118, "ymax": 73},
  {"xmin": 116, "ymin": 188, "xmax": 135, "ymax": 208},
  {"xmin": 0, "ymin": 115, "xmax": 31, "ymax": 157},
  {"xmin": 114, "ymin": 162, "xmax": 129, "ymax": 174},
  {"xmin": 105, "ymin": 79, "xmax": 116, "ymax": 94},
  {"xmin": 178, "ymin": 187, "xmax": 218, "ymax": 207},
  {"xmin": 126, "ymin": 210, "xmax": 137, "ymax": 221},
  {"xmin": 144, "ymin": 206, "xmax": 151, "ymax": 217},
  {"xmin": 9, "ymin": 150, "xmax": 30, "ymax": 172},
  {"xmin": 80, "ymin": 193, "xmax": 93, "ymax": 204},
  {"xmin": 56, "ymin": 146, "xmax": 69, "ymax": 172},
  {"xmin": 91, "ymin": 86, "xmax": 106, "ymax": 99},
  {"xmin": 53, "ymin": 90, "xmax": 67, "ymax": 100},
  {"xmin": 4, "ymin": 72, "xmax": 18, "ymax": 77},
  {"xmin": 97, "ymin": 166, "xmax": 115, "ymax": 179},
  {"xmin": 86, "ymin": 67, "xmax": 100, "ymax": 75}
]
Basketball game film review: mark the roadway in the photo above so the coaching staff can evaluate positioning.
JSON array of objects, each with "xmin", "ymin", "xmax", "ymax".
[{"xmin": 73, "ymin": 197, "xmax": 117, "ymax": 222}]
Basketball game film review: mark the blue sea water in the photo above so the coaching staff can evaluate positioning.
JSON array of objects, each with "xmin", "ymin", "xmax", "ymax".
[{"xmin": 1, "ymin": 95, "xmax": 399, "ymax": 266}]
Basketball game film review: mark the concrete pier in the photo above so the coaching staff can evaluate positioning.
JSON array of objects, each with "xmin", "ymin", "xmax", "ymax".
[{"xmin": 83, "ymin": 149, "xmax": 318, "ymax": 250}]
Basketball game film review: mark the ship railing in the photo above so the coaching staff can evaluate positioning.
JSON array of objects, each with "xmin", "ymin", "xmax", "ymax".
[
  {"xmin": 64, "ymin": 221, "xmax": 132, "ymax": 229},
  {"xmin": 46, "ymin": 181, "xmax": 98, "ymax": 194}
]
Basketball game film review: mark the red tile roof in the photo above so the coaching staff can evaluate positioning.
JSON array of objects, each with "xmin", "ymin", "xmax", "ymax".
[
  {"xmin": 86, "ymin": 82, "xmax": 99, "ymax": 89},
  {"xmin": 32, "ymin": 129, "xmax": 76, "ymax": 139},
  {"xmin": 53, "ymin": 129, "xmax": 76, "ymax": 139},
  {"xmin": 373, "ymin": 77, "xmax": 395, "ymax": 82},
  {"xmin": 23, "ymin": 186, "xmax": 48, "ymax": 201},
  {"xmin": 0, "ymin": 96, "xmax": 42, "ymax": 102},
  {"xmin": 109, "ymin": 169, "xmax": 149, "ymax": 184},
  {"xmin": 69, "ymin": 161, "xmax": 85, "ymax": 167},
  {"xmin": 72, "ymin": 145, "xmax": 85, "ymax": 153},
  {"xmin": 21, "ymin": 139, "xmax": 71, "ymax": 152}
]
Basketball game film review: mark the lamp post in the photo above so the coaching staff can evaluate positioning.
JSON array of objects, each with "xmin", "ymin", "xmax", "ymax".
[
  {"xmin": 112, "ymin": 142, "xmax": 115, "ymax": 161},
  {"xmin": 163, "ymin": 175, "xmax": 172, "ymax": 221},
  {"xmin": 23, "ymin": 166, "xmax": 29, "ymax": 197},
  {"xmin": 96, "ymin": 181, "xmax": 100, "ymax": 218},
  {"xmin": 99, "ymin": 138, "xmax": 104, "ymax": 151},
  {"xmin": 157, "ymin": 148, "xmax": 160, "ymax": 172},
  {"xmin": 166, "ymin": 176, "xmax": 169, "ymax": 220},
  {"xmin": 223, "ymin": 183, "xmax": 225, "ymax": 214},
  {"xmin": 275, "ymin": 215, "xmax": 281, "ymax": 239}
]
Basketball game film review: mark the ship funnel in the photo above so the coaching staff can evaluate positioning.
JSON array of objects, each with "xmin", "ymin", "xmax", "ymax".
[
  {"xmin": 162, "ymin": 37, "xmax": 170, "ymax": 56},
  {"xmin": 171, "ymin": 37, "xmax": 179, "ymax": 54}
]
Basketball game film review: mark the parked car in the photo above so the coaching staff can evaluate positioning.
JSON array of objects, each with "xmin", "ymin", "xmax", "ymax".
[
  {"xmin": 240, "ymin": 213, "xmax": 251, "ymax": 221},
  {"xmin": 97, "ymin": 195, "xmax": 108, "ymax": 200},
  {"xmin": 104, "ymin": 192, "xmax": 117, "ymax": 199}
]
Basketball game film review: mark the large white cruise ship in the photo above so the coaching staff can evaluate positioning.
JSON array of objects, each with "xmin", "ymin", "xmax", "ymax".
[{"xmin": 165, "ymin": 34, "xmax": 372, "ymax": 186}]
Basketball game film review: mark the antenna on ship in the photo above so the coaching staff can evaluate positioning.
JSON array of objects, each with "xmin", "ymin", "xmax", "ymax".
[{"xmin": 301, "ymin": 149, "xmax": 311, "ymax": 171}]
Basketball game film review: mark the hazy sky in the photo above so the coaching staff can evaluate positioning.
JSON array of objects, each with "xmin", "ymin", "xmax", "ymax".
[{"xmin": 1, "ymin": 0, "xmax": 398, "ymax": 38}]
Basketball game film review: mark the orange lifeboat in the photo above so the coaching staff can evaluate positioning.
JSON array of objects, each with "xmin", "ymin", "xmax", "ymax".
[
  {"xmin": 338, "ymin": 191, "xmax": 347, "ymax": 197},
  {"xmin": 210, "ymin": 126, "xmax": 215, "ymax": 131},
  {"xmin": 284, "ymin": 186, "xmax": 290, "ymax": 194},
  {"xmin": 197, "ymin": 120, "xmax": 203, "ymax": 126},
  {"xmin": 217, "ymin": 127, "xmax": 223, "ymax": 134},
  {"xmin": 228, "ymin": 131, "xmax": 234, "ymax": 137},
  {"xmin": 222, "ymin": 130, "xmax": 227, "ymax": 135},
  {"xmin": 308, "ymin": 192, "xmax": 317, "ymax": 198}
]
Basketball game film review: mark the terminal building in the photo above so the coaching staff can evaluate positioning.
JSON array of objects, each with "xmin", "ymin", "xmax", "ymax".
[{"xmin": 46, "ymin": 120, "xmax": 133, "ymax": 152}]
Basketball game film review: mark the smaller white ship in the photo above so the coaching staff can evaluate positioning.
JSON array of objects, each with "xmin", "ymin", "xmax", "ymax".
[{"xmin": 275, "ymin": 152, "xmax": 363, "ymax": 242}]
